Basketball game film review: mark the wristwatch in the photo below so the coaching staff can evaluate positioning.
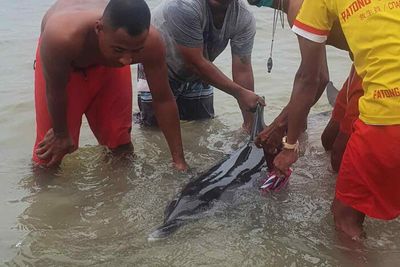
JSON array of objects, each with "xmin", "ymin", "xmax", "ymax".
[{"xmin": 282, "ymin": 136, "xmax": 299, "ymax": 153}]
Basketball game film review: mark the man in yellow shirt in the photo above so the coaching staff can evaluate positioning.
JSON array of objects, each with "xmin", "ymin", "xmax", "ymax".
[
  {"xmin": 273, "ymin": 0, "xmax": 400, "ymax": 239},
  {"xmin": 249, "ymin": 0, "xmax": 361, "ymax": 173}
]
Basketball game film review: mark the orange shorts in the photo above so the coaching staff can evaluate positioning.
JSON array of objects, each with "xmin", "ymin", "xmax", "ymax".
[
  {"xmin": 331, "ymin": 66, "xmax": 363, "ymax": 134},
  {"xmin": 336, "ymin": 119, "xmax": 400, "ymax": 220},
  {"xmin": 33, "ymin": 40, "xmax": 132, "ymax": 164}
]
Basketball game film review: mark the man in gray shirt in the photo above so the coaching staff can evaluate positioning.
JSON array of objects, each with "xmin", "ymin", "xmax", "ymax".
[{"xmin": 137, "ymin": 0, "xmax": 262, "ymax": 131}]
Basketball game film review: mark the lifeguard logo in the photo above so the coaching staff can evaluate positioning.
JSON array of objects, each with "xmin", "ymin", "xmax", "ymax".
[
  {"xmin": 388, "ymin": 0, "xmax": 400, "ymax": 9},
  {"xmin": 373, "ymin": 88, "xmax": 400, "ymax": 99},
  {"xmin": 341, "ymin": 0, "xmax": 372, "ymax": 22}
]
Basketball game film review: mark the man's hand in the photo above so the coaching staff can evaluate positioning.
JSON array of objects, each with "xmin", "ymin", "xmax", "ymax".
[
  {"xmin": 35, "ymin": 128, "xmax": 75, "ymax": 167},
  {"xmin": 273, "ymin": 149, "xmax": 298, "ymax": 176},
  {"xmin": 241, "ymin": 110, "xmax": 255, "ymax": 133},
  {"xmin": 173, "ymin": 159, "xmax": 189, "ymax": 172},
  {"xmin": 236, "ymin": 89, "xmax": 265, "ymax": 113},
  {"xmin": 255, "ymin": 122, "xmax": 286, "ymax": 153}
]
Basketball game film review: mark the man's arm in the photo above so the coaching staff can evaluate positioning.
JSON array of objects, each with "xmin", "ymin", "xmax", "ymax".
[
  {"xmin": 255, "ymin": 50, "xmax": 329, "ymax": 149},
  {"xmin": 164, "ymin": 0, "xmax": 263, "ymax": 115},
  {"xmin": 286, "ymin": 37, "xmax": 326, "ymax": 143},
  {"xmin": 143, "ymin": 32, "xmax": 187, "ymax": 171},
  {"xmin": 273, "ymin": 36, "xmax": 326, "ymax": 174},
  {"xmin": 165, "ymin": 0, "xmax": 251, "ymax": 102},
  {"xmin": 177, "ymin": 45, "xmax": 262, "ymax": 112},
  {"xmin": 35, "ymin": 25, "xmax": 76, "ymax": 166},
  {"xmin": 232, "ymin": 54, "xmax": 255, "ymax": 131}
]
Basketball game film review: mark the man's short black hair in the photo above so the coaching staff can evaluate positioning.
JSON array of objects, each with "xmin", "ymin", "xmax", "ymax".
[{"xmin": 103, "ymin": 0, "xmax": 151, "ymax": 36}]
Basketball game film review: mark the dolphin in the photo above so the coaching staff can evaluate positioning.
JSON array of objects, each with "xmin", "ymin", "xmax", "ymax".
[{"xmin": 148, "ymin": 104, "xmax": 266, "ymax": 240}]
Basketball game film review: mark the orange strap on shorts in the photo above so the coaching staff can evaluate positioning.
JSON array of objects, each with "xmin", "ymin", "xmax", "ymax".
[
  {"xmin": 331, "ymin": 65, "xmax": 363, "ymax": 134},
  {"xmin": 336, "ymin": 119, "xmax": 400, "ymax": 220},
  {"xmin": 33, "ymin": 39, "xmax": 133, "ymax": 165}
]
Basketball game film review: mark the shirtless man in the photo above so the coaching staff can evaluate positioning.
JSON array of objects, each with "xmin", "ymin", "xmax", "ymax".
[{"xmin": 33, "ymin": 0, "xmax": 187, "ymax": 170}]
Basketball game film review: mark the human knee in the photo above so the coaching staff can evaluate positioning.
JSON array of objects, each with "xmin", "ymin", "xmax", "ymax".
[
  {"xmin": 330, "ymin": 132, "xmax": 350, "ymax": 171},
  {"xmin": 321, "ymin": 120, "xmax": 339, "ymax": 151}
]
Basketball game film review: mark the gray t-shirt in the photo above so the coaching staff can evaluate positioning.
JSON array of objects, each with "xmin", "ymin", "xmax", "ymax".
[{"xmin": 152, "ymin": 0, "xmax": 256, "ymax": 83}]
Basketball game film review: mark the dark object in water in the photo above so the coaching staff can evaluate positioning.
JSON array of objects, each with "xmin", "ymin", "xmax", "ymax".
[
  {"xmin": 148, "ymin": 104, "xmax": 266, "ymax": 240},
  {"xmin": 326, "ymin": 81, "xmax": 339, "ymax": 107}
]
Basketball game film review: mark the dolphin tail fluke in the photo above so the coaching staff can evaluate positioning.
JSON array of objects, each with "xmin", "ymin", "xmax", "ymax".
[{"xmin": 147, "ymin": 220, "xmax": 184, "ymax": 241}]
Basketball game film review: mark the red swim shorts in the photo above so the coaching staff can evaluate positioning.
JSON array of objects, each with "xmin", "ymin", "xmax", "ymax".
[
  {"xmin": 33, "ymin": 40, "xmax": 132, "ymax": 164},
  {"xmin": 331, "ymin": 66, "xmax": 363, "ymax": 134},
  {"xmin": 336, "ymin": 119, "xmax": 400, "ymax": 220}
]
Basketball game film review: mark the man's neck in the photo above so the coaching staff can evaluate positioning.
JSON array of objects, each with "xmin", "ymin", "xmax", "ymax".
[
  {"xmin": 207, "ymin": 0, "xmax": 231, "ymax": 13},
  {"xmin": 207, "ymin": 0, "xmax": 231, "ymax": 29},
  {"xmin": 73, "ymin": 27, "xmax": 104, "ymax": 68}
]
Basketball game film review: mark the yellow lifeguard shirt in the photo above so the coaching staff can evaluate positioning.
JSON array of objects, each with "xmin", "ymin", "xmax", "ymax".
[{"xmin": 292, "ymin": 0, "xmax": 400, "ymax": 125}]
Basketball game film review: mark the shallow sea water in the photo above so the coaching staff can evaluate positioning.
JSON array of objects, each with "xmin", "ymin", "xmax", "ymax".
[{"xmin": 0, "ymin": 0, "xmax": 399, "ymax": 266}]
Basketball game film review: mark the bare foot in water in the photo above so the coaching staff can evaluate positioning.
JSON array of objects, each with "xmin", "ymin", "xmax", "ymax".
[{"xmin": 331, "ymin": 197, "xmax": 366, "ymax": 240}]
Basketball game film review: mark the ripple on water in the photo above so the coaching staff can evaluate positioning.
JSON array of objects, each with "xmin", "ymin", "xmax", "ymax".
[{"xmin": 6, "ymin": 109, "xmax": 399, "ymax": 267}]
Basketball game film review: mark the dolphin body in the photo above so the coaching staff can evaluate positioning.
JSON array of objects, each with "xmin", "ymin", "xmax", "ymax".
[{"xmin": 148, "ymin": 104, "xmax": 266, "ymax": 240}]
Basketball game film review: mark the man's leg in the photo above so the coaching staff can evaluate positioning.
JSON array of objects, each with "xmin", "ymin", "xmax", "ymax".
[
  {"xmin": 85, "ymin": 65, "xmax": 133, "ymax": 155},
  {"xmin": 332, "ymin": 121, "xmax": 366, "ymax": 239},
  {"xmin": 330, "ymin": 71, "xmax": 363, "ymax": 172},
  {"xmin": 33, "ymin": 40, "xmax": 90, "ymax": 166},
  {"xmin": 321, "ymin": 76, "xmax": 349, "ymax": 151},
  {"xmin": 334, "ymin": 119, "xmax": 400, "ymax": 239},
  {"xmin": 332, "ymin": 197, "xmax": 366, "ymax": 239},
  {"xmin": 330, "ymin": 131, "xmax": 350, "ymax": 172},
  {"xmin": 176, "ymin": 81, "xmax": 214, "ymax": 121},
  {"xmin": 321, "ymin": 119, "xmax": 340, "ymax": 151},
  {"xmin": 329, "ymin": 67, "xmax": 363, "ymax": 171}
]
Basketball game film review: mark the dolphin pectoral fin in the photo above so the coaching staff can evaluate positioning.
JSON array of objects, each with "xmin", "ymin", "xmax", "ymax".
[
  {"xmin": 147, "ymin": 220, "xmax": 184, "ymax": 241},
  {"xmin": 164, "ymin": 198, "xmax": 178, "ymax": 218}
]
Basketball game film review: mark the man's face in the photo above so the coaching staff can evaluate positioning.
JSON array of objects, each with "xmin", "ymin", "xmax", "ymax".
[{"xmin": 96, "ymin": 22, "xmax": 148, "ymax": 67}]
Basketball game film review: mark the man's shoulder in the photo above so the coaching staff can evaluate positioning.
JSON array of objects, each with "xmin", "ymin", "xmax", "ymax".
[
  {"xmin": 41, "ymin": 14, "xmax": 90, "ymax": 57},
  {"xmin": 229, "ymin": 0, "xmax": 256, "ymax": 30},
  {"xmin": 162, "ymin": 0, "xmax": 204, "ymax": 16},
  {"xmin": 145, "ymin": 27, "xmax": 164, "ymax": 48},
  {"xmin": 136, "ymin": 27, "xmax": 166, "ymax": 64},
  {"xmin": 235, "ymin": 0, "xmax": 256, "ymax": 21}
]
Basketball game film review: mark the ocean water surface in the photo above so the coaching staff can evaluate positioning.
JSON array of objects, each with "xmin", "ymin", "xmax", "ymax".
[{"xmin": 0, "ymin": 0, "xmax": 399, "ymax": 266}]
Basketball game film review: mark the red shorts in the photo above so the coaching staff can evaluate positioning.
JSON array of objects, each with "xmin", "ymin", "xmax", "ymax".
[
  {"xmin": 331, "ymin": 66, "xmax": 363, "ymax": 134},
  {"xmin": 33, "ymin": 40, "xmax": 132, "ymax": 164},
  {"xmin": 336, "ymin": 119, "xmax": 400, "ymax": 220}
]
